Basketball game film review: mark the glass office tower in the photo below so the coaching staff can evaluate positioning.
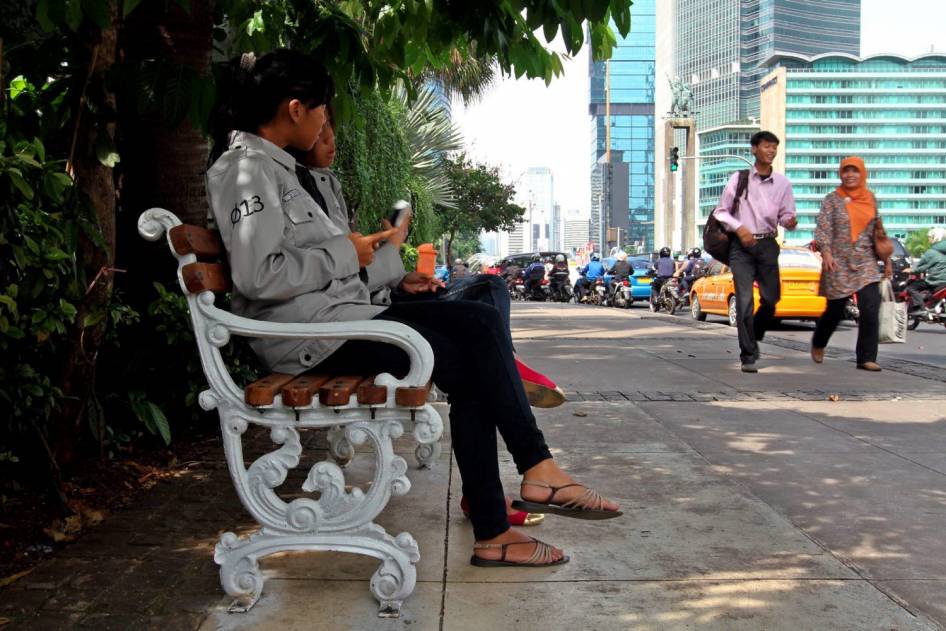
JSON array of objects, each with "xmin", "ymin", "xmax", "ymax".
[
  {"xmin": 761, "ymin": 53, "xmax": 946, "ymax": 243},
  {"xmin": 589, "ymin": 0, "xmax": 656, "ymax": 252}
]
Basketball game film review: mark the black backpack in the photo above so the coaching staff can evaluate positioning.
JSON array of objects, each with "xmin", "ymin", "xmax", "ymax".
[{"xmin": 703, "ymin": 169, "xmax": 749, "ymax": 265}]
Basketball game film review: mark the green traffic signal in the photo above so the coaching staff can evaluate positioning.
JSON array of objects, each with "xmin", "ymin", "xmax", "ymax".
[{"xmin": 669, "ymin": 147, "xmax": 679, "ymax": 172}]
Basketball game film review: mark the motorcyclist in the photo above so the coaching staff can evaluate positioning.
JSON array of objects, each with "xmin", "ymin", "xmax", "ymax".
[
  {"xmin": 676, "ymin": 248, "xmax": 706, "ymax": 296},
  {"xmin": 650, "ymin": 247, "xmax": 678, "ymax": 305},
  {"xmin": 905, "ymin": 237, "xmax": 946, "ymax": 313},
  {"xmin": 574, "ymin": 254, "xmax": 605, "ymax": 303},
  {"xmin": 502, "ymin": 261, "xmax": 522, "ymax": 292},
  {"xmin": 548, "ymin": 254, "xmax": 571, "ymax": 299},
  {"xmin": 451, "ymin": 257, "xmax": 469, "ymax": 280},
  {"xmin": 523, "ymin": 254, "xmax": 547, "ymax": 297}
]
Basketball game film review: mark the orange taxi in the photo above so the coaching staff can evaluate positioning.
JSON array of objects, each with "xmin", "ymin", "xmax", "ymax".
[{"xmin": 689, "ymin": 247, "xmax": 827, "ymax": 326}]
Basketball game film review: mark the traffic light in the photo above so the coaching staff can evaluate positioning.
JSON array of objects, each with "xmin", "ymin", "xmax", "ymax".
[{"xmin": 669, "ymin": 147, "xmax": 680, "ymax": 172}]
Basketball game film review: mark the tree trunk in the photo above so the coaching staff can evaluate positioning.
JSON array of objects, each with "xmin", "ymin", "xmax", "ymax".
[
  {"xmin": 115, "ymin": 0, "xmax": 215, "ymax": 308},
  {"xmin": 51, "ymin": 6, "xmax": 119, "ymax": 470}
]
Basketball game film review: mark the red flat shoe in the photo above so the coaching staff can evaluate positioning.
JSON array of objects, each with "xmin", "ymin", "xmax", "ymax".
[
  {"xmin": 515, "ymin": 358, "xmax": 566, "ymax": 408},
  {"xmin": 460, "ymin": 495, "xmax": 544, "ymax": 526}
]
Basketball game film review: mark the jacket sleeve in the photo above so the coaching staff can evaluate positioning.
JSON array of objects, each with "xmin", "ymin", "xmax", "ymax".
[
  {"xmin": 211, "ymin": 156, "xmax": 359, "ymax": 302},
  {"xmin": 365, "ymin": 243, "xmax": 407, "ymax": 291},
  {"xmin": 813, "ymin": 195, "xmax": 834, "ymax": 256},
  {"xmin": 712, "ymin": 172, "xmax": 743, "ymax": 231},
  {"xmin": 914, "ymin": 250, "xmax": 935, "ymax": 273}
]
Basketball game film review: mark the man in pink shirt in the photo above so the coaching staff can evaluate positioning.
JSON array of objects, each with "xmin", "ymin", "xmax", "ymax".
[{"xmin": 713, "ymin": 131, "xmax": 798, "ymax": 373}]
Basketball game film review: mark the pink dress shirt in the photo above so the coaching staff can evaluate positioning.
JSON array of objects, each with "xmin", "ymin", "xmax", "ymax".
[{"xmin": 713, "ymin": 167, "xmax": 797, "ymax": 235}]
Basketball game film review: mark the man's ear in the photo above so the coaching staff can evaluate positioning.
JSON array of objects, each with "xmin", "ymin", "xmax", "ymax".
[{"xmin": 286, "ymin": 98, "xmax": 304, "ymax": 123}]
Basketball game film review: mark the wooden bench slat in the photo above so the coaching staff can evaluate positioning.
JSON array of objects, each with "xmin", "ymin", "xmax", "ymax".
[
  {"xmin": 281, "ymin": 374, "xmax": 332, "ymax": 407},
  {"xmin": 356, "ymin": 377, "xmax": 387, "ymax": 405},
  {"xmin": 319, "ymin": 376, "xmax": 363, "ymax": 407},
  {"xmin": 245, "ymin": 372, "xmax": 297, "ymax": 406},
  {"xmin": 395, "ymin": 385, "xmax": 430, "ymax": 408},
  {"xmin": 169, "ymin": 224, "xmax": 225, "ymax": 260},
  {"xmin": 182, "ymin": 262, "xmax": 231, "ymax": 294}
]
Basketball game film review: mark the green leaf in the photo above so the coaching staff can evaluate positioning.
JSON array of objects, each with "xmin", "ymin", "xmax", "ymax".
[
  {"xmin": 9, "ymin": 76, "xmax": 29, "ymax": 100},
  {"xmin": 32, "ymin": 139, "xmax": 46, "ymax": 163},
  {"xmin": 123, "ymin": 0, "xmax": 144, "ymax": 17},
  {"xmin": 247, "ymin": 10, "xmax": 264, "ymax": 36},
  {"xmin": 5, "ymin": 326, "xmax": 25, "ymax": 339},
  {"xmin": 80, "ymin": 0, "xmax": 111, "ymax": 28},
  {"xmin": 83, "ymin": 311, "xmax": 106, "ymax": 328},
  {"xmin": 7, "ymin": 170, "xmax": 34, "ymax": 200},
  {"xmin": 35, "ymin": 0, "xmax": 55, "ymax": 31},
  {"xmin": 147, "ymin": 402, "xmax": 171, "ymax": 445},
  {"xmin": 65, "ymin": 0, "xmax": 83, "ymax": 31},
  {"xmin": 94, "ymin": 133, "xmax": 120, "ymax": 168}
]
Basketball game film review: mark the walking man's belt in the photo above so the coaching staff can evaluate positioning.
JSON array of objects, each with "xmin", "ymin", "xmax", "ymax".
[{"xmin": 752, "ymin": 232, "xmax": 777, "ymax": 239}]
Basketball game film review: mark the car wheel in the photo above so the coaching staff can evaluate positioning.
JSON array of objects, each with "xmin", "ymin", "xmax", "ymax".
[
  {"xmin": 728, "ymin": 295, "xmax": 737, "ymax": 327},
  {"xmin": 691, "ymin": 295, "xmax": 706, "ymax": 321}
]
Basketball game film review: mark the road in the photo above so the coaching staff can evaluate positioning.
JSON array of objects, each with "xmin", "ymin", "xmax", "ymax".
[{"xmin": 675, "ymin": 307, "xmax": 946, "ymax": 368}]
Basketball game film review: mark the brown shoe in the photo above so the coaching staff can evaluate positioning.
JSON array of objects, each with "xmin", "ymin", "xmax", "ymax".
[
  {"xmin": 857, "ymin": 362, "xmax": 882, "ymax": 372},
  {"xmin": 811, "ymin": 347, "xmax": 824, "ymax": 364}
]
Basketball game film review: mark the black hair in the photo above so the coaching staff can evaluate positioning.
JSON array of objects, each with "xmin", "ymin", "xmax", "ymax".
[
  {"xmin": 209, "ymin": 48, "xmax": 334, "ymax": 165},
  {"xmin": 750, "ymin": 131, "xmax": 780, "ymax": 146}
]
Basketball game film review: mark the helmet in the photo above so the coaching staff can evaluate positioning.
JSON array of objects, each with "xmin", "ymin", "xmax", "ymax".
[
  {"xmin": 591, "ymin": 254, "xmax": 600, "ymax": 262},
  {"xmin": 454, "ymin": 258, "xmax": 464, "ymax": 265},
  {"xmin": 531, "ymin": 254, "xmax": 541, "ymax": 262},
  {"xmin": 659, "ymin": 247, "xmax": 671, "ymax": 258},
  {"xmin": 688, "ymin": 247, "xmax": 702, "ymax": 259},
  {"xmin": 615, "ymin": 250, "xmax": 628, "ymax": 261},
  {"xmin": 555, "ymin": 254, "xmax": 566, "ymax": 263}
]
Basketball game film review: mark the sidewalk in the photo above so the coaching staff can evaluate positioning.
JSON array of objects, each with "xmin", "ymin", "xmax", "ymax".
[{"xmin": 2, "ymin": 303, "xmax": 945, "ymax": 630}]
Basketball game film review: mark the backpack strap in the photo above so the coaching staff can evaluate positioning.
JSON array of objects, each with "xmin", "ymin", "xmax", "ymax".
[{"xmin": 735, "ymin": 169, "xmax": 750, "ymax": 199}]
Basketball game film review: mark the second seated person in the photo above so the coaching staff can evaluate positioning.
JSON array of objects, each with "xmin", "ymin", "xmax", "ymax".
[{"xmin": 205, "ymin": 49, "xmax": 620, "ymax": 568}]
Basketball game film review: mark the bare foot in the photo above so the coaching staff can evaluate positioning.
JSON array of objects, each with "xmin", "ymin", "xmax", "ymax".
[
  {"xmin": 472, "ymin": 528, "xmax": 566, "ymax": 564},
  {"xmin": 521, "ymin": 458, "xmax": 620, "ymax": 512}
]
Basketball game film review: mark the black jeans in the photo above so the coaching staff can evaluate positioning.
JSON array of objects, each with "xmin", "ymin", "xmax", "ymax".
[
  {"xmin": 316, "ymin": 300, "xmax": 552, "ymax": 541},
  {"xmin": 906, "ymin": 278, "xmax": 935, "ymax": 311},
  {"xmin": 729, "ymin": 238, "xmax": 781, "ymax": 363},
  {"xmin": 812, "ymin": 282, "xmax": 880, "ymax": 364},
  {"xmin": 392, "ymin": 274, "xmax": 513, "ymax": 349}
]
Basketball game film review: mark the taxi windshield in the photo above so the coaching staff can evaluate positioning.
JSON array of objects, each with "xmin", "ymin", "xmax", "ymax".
[{"xmin": 778, "ymin": 250, "xmax": 820, "ymax": 269}]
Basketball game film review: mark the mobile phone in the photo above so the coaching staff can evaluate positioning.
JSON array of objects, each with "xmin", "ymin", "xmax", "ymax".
[{"xmin": 388, "ymin": 200, "xmax": 412, "ymax": 228}]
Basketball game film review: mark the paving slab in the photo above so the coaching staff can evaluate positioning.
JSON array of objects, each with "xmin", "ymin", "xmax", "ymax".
[{"xmin": 440, "ymin": 579, "xmax": 933, "ymax": 631}]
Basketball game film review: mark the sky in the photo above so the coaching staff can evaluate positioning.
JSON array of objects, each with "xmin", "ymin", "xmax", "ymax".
[{"xmin": 450, "ymin": 0, "xmax": 946, "ymax": 219}]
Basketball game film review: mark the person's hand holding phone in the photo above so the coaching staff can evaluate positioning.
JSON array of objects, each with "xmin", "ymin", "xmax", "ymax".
[
  {"xmin": 380, "ymin": 205, "xmax": 413, "ymax": 250},
  {"xmin": 348, "ymin": 228, "xmax": 397, "ymax": 267}
]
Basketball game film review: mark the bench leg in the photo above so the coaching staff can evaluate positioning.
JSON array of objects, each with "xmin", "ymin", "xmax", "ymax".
[
  {"xmin": 215, "ymin": 413, "xmax": 420, "ymax": 616},
  {"xmin": 410, "ymin": 405, "xmax": 444, "ymax": 469}
]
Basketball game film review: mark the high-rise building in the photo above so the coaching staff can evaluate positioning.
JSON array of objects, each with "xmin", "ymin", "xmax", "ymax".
[
  {"xmin": 589, "ymin": 0, "xmax": 657, "ymax": 253},
  {"xmin": 761, "ymin": 52, "xmax": 946, "ymax": 243},
  {"xmin": 514, "ymin": 167, "xmax": 555, "ymax": 252},
  {"xmin": 662, "ymin": 0, "xmax": 861, "ymax": 240},
  {"xmin": 551, "ymin": 203, "xmax": 562, "ymax": 251}
]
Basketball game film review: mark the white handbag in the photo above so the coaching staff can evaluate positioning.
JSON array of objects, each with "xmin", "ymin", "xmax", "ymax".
[{"xmin": 878, "ymin": 279, "xmax": 907, "ymax": 344}]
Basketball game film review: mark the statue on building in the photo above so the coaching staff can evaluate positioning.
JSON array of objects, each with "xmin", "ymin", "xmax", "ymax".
[{"xmin": 669, "ymin": 75, "xmax": 693, "ymax": 118}]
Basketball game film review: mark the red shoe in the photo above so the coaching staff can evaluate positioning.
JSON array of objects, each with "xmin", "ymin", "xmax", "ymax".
[
  {"xmin": 460, "ymin": 495, "xmax": 544, "ymax": 527},
  {"xmin": 515, "ymin": 358, "xmax": 565, "ymax": 408}
]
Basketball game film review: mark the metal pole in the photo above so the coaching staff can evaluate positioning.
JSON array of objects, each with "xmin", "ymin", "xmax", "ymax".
[{"xmin": 678, "ymin": 154, "xmax": 754, "ymax": 168}]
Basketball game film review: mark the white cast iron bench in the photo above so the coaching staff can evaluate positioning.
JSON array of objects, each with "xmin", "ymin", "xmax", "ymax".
[{"xmin": 138, "ymin": 208, "xmax": 443, "ymax": 617}]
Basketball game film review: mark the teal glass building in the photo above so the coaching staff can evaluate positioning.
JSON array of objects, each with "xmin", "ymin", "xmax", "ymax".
[
  {"xmin": 589, "ymin": 0, "xmax": 656, "ymax": 252},
  {"xmin": 761, "ymin": 53, "xmax": 946, "ymax": 244}
]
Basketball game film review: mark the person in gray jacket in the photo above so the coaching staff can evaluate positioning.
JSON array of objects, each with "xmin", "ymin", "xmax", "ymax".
[{"xmin": 207, "ymin": 49, "xmax": 619, "ymax": 569}]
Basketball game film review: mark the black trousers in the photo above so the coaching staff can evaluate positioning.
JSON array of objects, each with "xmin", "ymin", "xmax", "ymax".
[
  {"xmin": 316, "ymin": 300, "xmax": 552, "ymax": 541},
  {"xmin": 906, "ymin": 278, "xmax": 935, "ymax": 310},
  {"xmin": 729, "ymin": 238, "xmax": 781, "ymax": 362},
  {"xmin": 812, "ymin": 282, "xmax": 880, "ymax": 364}
]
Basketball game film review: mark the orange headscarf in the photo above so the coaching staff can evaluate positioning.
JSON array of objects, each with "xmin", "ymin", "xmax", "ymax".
[{"xmin": 834, "ymin": 156, "xmax": 876, "ymax": 243}]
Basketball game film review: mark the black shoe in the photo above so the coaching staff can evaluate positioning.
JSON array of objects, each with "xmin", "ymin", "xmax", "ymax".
[
  {"xmin": 741, "ymin": 361, "xmax": 758, "ymax": 373},
  {"xmin": 752, "ymin": 347, "xmax": 761, "ymax": 362}
]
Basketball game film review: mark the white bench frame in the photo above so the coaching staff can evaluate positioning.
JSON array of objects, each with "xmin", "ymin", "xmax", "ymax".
[{"xmin": 138, "ymin": 208, "xmax": 443, "ymax": 617}]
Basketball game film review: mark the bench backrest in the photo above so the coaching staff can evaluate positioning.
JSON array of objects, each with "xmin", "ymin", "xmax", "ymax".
[{"xmin": 169, "ymin": 225, "xmax": 232, "ymax": 294}]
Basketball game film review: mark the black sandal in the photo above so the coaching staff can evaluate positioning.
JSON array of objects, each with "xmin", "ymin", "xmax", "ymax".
[
  {"xmin": 470, "ymin": 536, "xmax": 569, "ymax": 568},
  {"xmin": 511, "ymin": 480, "xmax": 623, "ymax": 520}
]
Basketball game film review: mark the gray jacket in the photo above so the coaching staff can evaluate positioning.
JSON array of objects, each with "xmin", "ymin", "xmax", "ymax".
[
  {"xmin": 309, "ymin": 166, "xmax": 406, "ymax": 306},
  {"xmin": 206, "ymin": 131, "xmax": 394, "ymax": 374}
]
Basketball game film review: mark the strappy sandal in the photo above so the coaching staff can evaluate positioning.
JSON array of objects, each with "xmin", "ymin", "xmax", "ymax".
[
  {"xmin": 511, "ymin": 480, "xmax": 623, "ymax": 520},
  {"xmin": 470, "ymin": 536, "xmax": 569, "ymax": 568}
]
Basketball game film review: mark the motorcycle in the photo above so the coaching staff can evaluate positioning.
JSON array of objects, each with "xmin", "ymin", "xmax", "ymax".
[
  {"xmin": 609, "ymin": 277, "xmax": 634, "ymax": 308},
  {"xmin": 898, "ymin": 274, "xmax": 946, "ymax": 330},
  {"xmin": 589, "ymin": 277, "xmax": 608, "ymax": 306},
  {"xmin": 844, "ymin": 294, "xmax": 859, "ymax": 323},
  {"xmin": 650, "ymin": 277, "xmax": 680, "ymax": 314},
  {"xmin": 509, "ymin": 277, "xmax": 527, "ymax": 301},
  {"xmin": 548, "ymin": 271, "xmax": 574, "ymax": 303}
]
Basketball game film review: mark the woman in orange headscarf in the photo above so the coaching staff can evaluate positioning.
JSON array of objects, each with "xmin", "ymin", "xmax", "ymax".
[{"xmin": 811, "ymin": 157, "xmax": 892, "ymax": 371}]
